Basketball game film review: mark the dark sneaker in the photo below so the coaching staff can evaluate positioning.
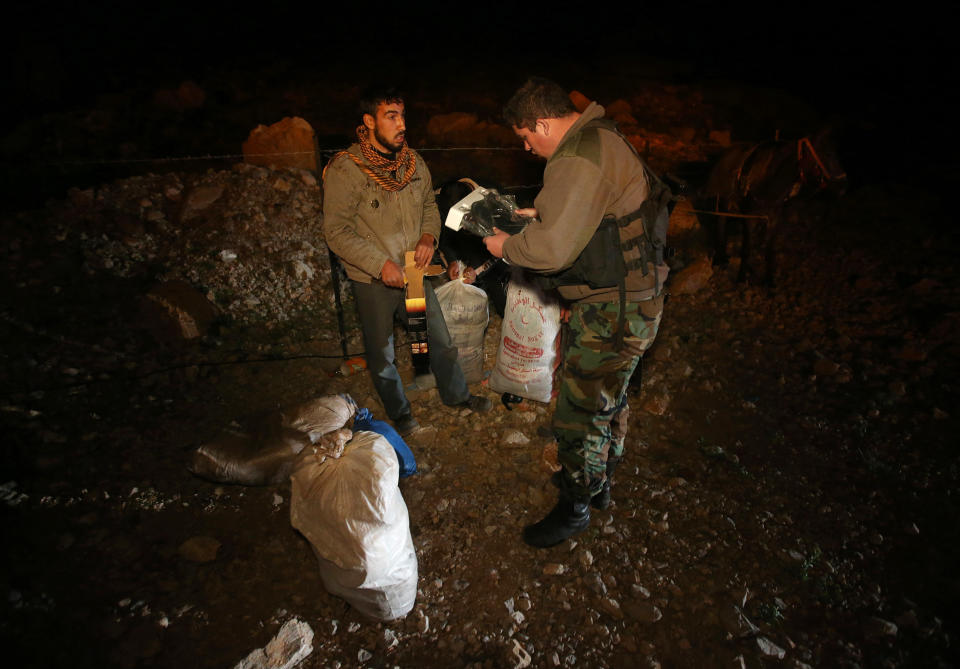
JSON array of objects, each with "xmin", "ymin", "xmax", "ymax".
[
  {"xmin": 460, "ymin": 395, "xmax": 492, "ymax": 413},
  {"xmin": 394, "ymin": 414, "xmax": 420, "ymax": 437}
]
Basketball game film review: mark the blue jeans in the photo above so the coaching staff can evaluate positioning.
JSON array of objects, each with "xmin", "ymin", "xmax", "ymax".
[{"xmin": 351, "ymin": 279, "xmax": 470, "ymax": 421}]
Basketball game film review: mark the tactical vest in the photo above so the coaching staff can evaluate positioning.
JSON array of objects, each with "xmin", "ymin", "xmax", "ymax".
[{"xmin": 535, "ymin": 118, "xmax": 674, "ymax": 347}]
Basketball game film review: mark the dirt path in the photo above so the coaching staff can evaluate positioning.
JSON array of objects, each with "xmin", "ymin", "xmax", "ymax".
[{"xmin": 3, "ymin": 189, "xmax": 958, "ymax": 668}]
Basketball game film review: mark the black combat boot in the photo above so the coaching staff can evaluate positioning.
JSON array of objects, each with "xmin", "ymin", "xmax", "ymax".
[
  {"xmin": 590, "ymin": 457, "xmax": 621, "ymax": 511},
  {"xmin": 522, "ymin": 490, "xmax": 591, "ymax": 548}
]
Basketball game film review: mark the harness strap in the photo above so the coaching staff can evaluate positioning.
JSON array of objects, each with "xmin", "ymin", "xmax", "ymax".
[{"xmin": 797, "ymin": 136, "xmax": 847, "ymax": 183}]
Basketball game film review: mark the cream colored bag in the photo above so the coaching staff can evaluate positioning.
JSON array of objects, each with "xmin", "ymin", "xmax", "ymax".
[{"xmin": 290, "ymin": 431, "xmax": 417, "ymax": 620}]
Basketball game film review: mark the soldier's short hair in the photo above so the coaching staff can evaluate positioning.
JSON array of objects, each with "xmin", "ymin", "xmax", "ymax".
[{"xmin": 503, "ymin": 77, "xmax": 576, "ymax": 130}]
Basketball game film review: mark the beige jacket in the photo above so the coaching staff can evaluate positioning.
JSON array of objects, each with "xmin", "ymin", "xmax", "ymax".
[
  {"xmin": 503, "ymin": 103, "xmax": 668, "ymax": 302},
  {"xmin": 322, "ymin": 144, "xmax": 441, "ymax": 283}
]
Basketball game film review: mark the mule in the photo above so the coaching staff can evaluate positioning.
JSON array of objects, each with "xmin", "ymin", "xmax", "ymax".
[{"xmin": 699, "ymin": 128, "xmax": 847, "ymax": 285}]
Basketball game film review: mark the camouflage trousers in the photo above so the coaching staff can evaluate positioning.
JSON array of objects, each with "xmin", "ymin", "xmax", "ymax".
[{"xmin": 553, "ymin": 296, "xmax": 664, "ymax": 498}]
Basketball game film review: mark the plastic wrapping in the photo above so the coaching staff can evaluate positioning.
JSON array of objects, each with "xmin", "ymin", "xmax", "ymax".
[
  {"xmin": 489, "ymin": 270, "xmax": 562, "ymax": 403},
  {"xmin": 435, "ymin": 274, "xmax": 489, "ymax": 383},
  {"xmin": 290, "ymin": 431, "xmax": 418, "ymax": 621},
  {"xmin": 188, "ymin": 394, "xmax": 357, "ymax": 486},
  {"xmin": 189, "ymin": 426, "xmax": 311, "ymax": 486},
  {"xmin": 444, "ymin": 188, "xmax": 532, "ymax": 237}
]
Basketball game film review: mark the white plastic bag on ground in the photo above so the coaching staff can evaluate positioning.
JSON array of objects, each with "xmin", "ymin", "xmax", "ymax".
[
  {"xmin": 280, "ymin": 394, "xmax": 357, "ymax": 443},
  {"xmin": 489, "ymin": 270, "xmax": 561, "ymax": 403},
  {"xmin": 435, "ymin": 273, "xmax": 489, "ymax": 383},
  {"xmin": 290, "ymin": 431, "xmax": 417, "ymax": 621},
  {"xmin": 188, "ymin": 394, "xmax": 356, "ymax": 486}
]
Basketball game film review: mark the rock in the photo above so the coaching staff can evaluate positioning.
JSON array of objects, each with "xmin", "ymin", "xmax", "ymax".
[
  {"xmin": 624, "ymin": 602, "xmax": 662, "ymax": 623},
  {"xmin": 584, "ymin": 572, "xmax": 607, "ymax": 595},
  {"xmin": 606, "ymin": 99, "xmax": 633, "ymax": 116},
  {"xmin": 153, "ymin": 80, "xmax": 206, "ymax": 111},
  {"xmin": 898, "ymin": 342, "xmax": 927, "ymax": 362},
  {"xmin": 813, "ymin": 358, "xmax": 840, "ymax": 376},
  {"xmin": 600, "ymin": 597, "xmax": 625, "ymax": 619},
  {"xmin": 543, "ymin": 563, "xmax": 566, "ymax": 576},
  {"xmin": 141, "ymin": 280, "xmax": 219, "ymax": 342},
  {"xmin": 667, "ymin": 198, "xmax": 699, "ymax": 237},
  {"xmin": 508, "ymin": 639, "xmax": 532, "ymax": 669},
  {"xmin": 504, "ymin": 430, "xmax": 530, "ymax": 445},
  {"xmin": 569, "ymin": 90, "xmax": 591, "ymax": 112},
  {"xmin": 709, "ymin": 129, "xmax": 732, "ymax": 146},
  {"xmin": 425, "ymin": 112, "xmax": 514, "ymax": 146},
  {"xmin": 669, "ymin": 256, "xmax": 713, "ymax": 295},
  {"xmin": 756, "ymin": 636, "xmax": 786, "ymax": 659},
  {"xmin": 235, "ymin": 618, "xmax": 314, "ymax": 669},
  {"xmin": 179, "ymin": 184, "xmax": 224, "ymax": 222},
  {"xmin": 243, "ymin": 117, "xmax": 317, "ymax": 171},
  {"xmin": 719, "ymin": 604, "xmax": 759, "ymax": 638},
  {"xmin": 864, "ymin": 616, "xmax": 898, "ymax": 639},
  {"xmin": 178, "ymin": 536, "xmax": 221, "ymax": 563},
  {"xmin": 640, "ymin": 392, "xmax": 671, "ymax": 416}
]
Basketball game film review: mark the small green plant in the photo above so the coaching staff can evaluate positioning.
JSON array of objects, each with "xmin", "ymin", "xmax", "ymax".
[
  {"xmin": 799, "ymin": 544, "xmax": 822, "ymax": 581},
  {"xmin": 755, "ymin": 601, "xmax": 785, "ymax": 625}
]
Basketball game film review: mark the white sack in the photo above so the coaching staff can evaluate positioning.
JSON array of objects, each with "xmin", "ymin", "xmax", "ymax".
[
  {"xmin": 489, "ymin": 270, "xmax": 561, "ymax": 403},
  {"xmin": 435, "ymin": 275, "xmax": 489, "ymax": 383},
  {"xmin": 289, "ymin": 431, "xmax": 417, "ymax": 621}
]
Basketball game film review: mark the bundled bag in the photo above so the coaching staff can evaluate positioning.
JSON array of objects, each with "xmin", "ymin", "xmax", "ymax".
[
  {"xmin": 290, "ymin": 431, "xmax": 418, "ymax": 621},
  {"xmin": 489, "ymin": 270, "xmax": 562, "ymax": 403},
  {"xmin": 443, "ymin": 187, "xmax": 533, "ymax": 237},
  {"xmin": 352, "ymin": 408, "xmax": 417, "ymax": 478},
  {"xmin": 435, "ymin": 271, "xmax": 489, "ymax": 383},
  {"xmin": 188, "ymin": 394, "xmax": 357, "ymax": 486}
]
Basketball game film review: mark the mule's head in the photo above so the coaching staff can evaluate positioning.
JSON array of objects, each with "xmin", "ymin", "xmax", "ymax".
[{"xmin": 799, "ymin": 127, "xmax": 848, "ymax": 197}]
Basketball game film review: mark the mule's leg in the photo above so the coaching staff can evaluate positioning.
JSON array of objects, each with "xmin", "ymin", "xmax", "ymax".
[
  {"xmin": 712, "ymin": 197, "xmax": 729, "ymax": 267},
  {"xmin": 763, "ymin": 212, "xmax": 780, "ymax": 288},
  {"xmin": 737, "ymin": 218, "xmax": 752, "ymax": 283}
]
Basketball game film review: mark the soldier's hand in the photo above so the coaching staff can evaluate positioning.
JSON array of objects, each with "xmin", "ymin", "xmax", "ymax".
[
  {"xmin": 380, "ymin": 259, "xmax": 406, "ymax": 288},
  {"xmin": 484, "ymin": 227, "xmax": 510, "ymax": 259}
]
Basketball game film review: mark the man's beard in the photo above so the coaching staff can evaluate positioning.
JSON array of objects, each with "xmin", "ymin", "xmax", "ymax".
[{"xmin": 375, "ymin": 128, "xmax": 404, "ymax": 153}]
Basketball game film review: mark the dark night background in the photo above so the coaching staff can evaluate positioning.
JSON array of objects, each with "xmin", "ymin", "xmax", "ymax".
[{"xmin": 3, "ymin": 1, "xmax": 953, "ymax": 195}]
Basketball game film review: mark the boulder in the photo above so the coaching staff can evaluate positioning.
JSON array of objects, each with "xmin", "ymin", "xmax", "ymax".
[
  {"xmin": 179, "ymin": 184, "xmax": 224, "ymax": 223},
  {"xmin": 243, "ymin": 117, "xmax": 317, "ymax": 171},
  {"xmin": 426, "ymin": 112, "xmax": 514, "ymax": 146},
  {"xmin": 667, "ymin": 198, "xmax": 699, "ymax": 237},
  {"xmin": 152, "ymin": 80, "xmax": 206, "ymax": 112},
  {"xmin": 569, "ymin": 90, "xmax": 591, "ymax": 113},
  {"xmin": 141, "ymin": 280, "xmax": 219, "ymax": 342},
  {"xmin": 669, "ymin": 256, "xmax": 714, "ymax": 295}
]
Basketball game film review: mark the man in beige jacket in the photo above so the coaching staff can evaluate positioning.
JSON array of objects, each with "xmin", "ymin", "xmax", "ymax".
[{"xmin": 323, "ymin": 85, "xmax": 490, "ymax": 435}]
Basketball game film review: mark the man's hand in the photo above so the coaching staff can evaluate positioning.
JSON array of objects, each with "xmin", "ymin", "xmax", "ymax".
[
  {"xmin": 380, "ymin": 259, "xmax": 406, "ymax": 288},
  {"xmin": 414, "ymin": 233, "xmax": 435, "ymax": 269},
  {"xmin": 484, "ymin": 227, "xmax": 511, "ymax": 259},
  {"xmin": 515, "ymin": 207, "xmax": 539, "ymax": 219},
  {"xmin": 448, "ymin": 260, "xmax": 476, "ymax": 284}
]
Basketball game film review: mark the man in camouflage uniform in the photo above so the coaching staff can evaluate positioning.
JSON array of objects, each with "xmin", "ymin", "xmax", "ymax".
[{"xmin": 485, "ymin": 78, "xmax": 667, "ymax": 548}]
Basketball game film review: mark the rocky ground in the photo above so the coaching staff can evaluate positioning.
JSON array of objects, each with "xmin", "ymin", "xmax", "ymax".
[{"xmin": 1, "ymin": 71, "xmax": 958, "ymax": 669}]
